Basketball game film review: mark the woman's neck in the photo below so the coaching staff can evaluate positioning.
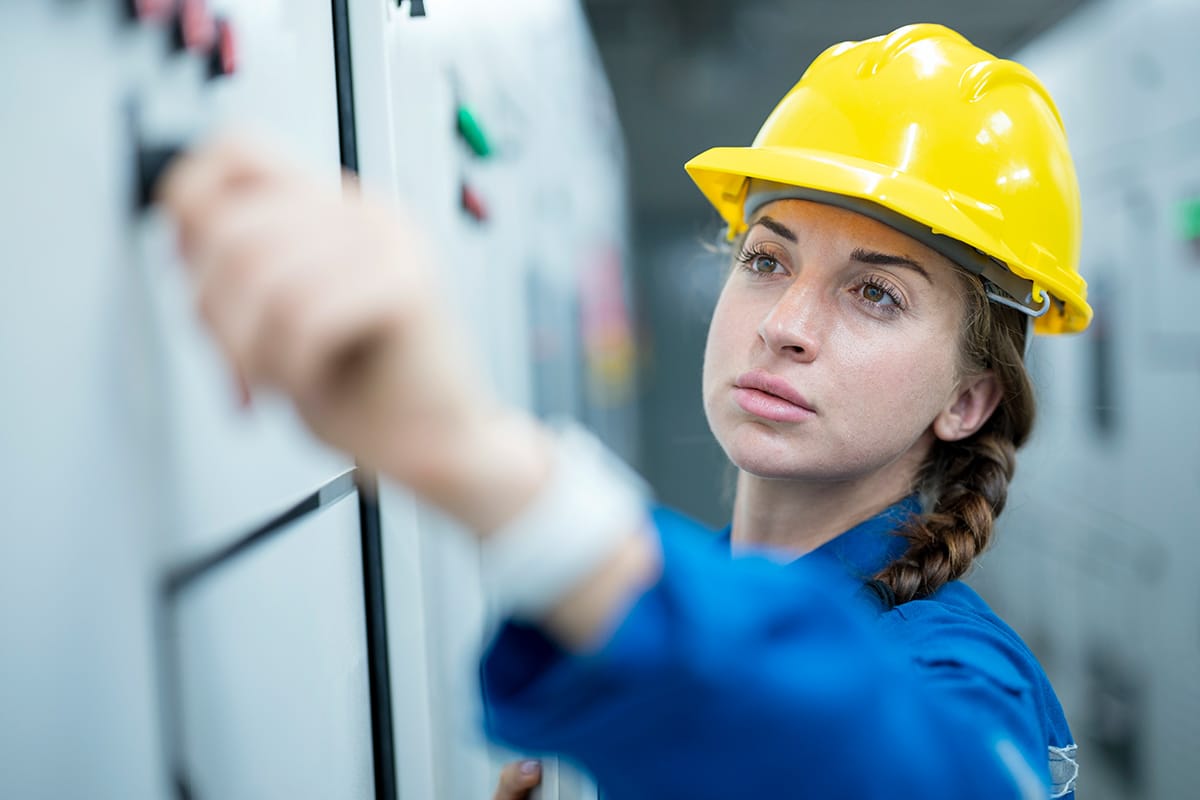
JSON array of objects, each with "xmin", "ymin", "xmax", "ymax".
[{"xmin": 730, "ymin": 461, "xmax": 920, "ymax": 558}]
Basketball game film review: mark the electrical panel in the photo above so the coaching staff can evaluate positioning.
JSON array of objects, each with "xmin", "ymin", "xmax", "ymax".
[{"xmin": 1, "ymin": 2, "xmax": 631, "ymax": 799}]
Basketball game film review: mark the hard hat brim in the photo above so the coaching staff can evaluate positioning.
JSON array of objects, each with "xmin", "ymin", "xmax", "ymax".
[{"xmin": 685, "ymin": 145, "xmax": 1091, "ymax": 334}]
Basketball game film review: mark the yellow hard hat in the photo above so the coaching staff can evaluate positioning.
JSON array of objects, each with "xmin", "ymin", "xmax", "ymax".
[{"xmin": 685, "ymin": 23, "xmax": 1091, "ymax": 334}]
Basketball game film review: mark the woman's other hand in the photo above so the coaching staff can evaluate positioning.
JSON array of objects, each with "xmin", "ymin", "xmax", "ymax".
[
  {"xmin": 160, "ymin": 136, "xmax": 551, "ymax": 534},
  {"xmin": 492, "ymin": 760, "xmax": 542, "ymax": 800}
]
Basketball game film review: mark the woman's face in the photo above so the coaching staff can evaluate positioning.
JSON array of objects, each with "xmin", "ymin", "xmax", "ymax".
[{"xmin": 702, "ymin": 199, "xmax": 970, "ymax": 484}]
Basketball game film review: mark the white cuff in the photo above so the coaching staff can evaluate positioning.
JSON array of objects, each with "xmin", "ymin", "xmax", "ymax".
[{"xmin": 480, "ymin": 423, "xmax": 651, "ymax": 620}]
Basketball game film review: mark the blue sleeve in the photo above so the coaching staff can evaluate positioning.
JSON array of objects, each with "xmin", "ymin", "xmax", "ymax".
[{"xmin": 480, "ymin": 507, "xmax": 1050, "ymax": 800}]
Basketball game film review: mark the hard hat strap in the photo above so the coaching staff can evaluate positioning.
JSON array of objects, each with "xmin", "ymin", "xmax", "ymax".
[{"xmin": 984, "ymin": 284, "xmax": 1050, "ymax": 317}]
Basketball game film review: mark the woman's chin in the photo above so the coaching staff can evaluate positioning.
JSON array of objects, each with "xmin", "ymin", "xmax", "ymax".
[
  {"xmin": 717, "ymin": 422, "xmax": 810, "ymax": 473},
  {"xmin": 722, "ymin": 441, "xmax": 816, "ymax": 481},
  {"xmin": 719, "ymin": 427, "xmax": 876, "ymax": 484}
]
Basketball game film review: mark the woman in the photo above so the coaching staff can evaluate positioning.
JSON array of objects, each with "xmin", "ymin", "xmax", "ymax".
[{"xmin": 163, "ymin": 24, "xmax": 1085, "ymax": 800}]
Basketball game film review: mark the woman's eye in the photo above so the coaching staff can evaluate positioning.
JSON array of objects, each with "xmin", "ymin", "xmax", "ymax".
[
  {"xmin": 749, "ymin": 255, "xmax": 782, "ymax": 274},
  {"xmin": 861, "ymin": 282, "xmax": 898, "ymax": 306},
  {"xmin": 734, "ymin": 243, "xmax": 788, "ymax": 277}
]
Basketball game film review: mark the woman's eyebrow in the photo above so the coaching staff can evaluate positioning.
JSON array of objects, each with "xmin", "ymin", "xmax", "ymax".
[
  {"xmin": 849, "ymin": 247, "xmax": 933, "ymax": 284},
  {"xmin": 748, "ymin": 216, "xmax": 797, "ymax": 243}
]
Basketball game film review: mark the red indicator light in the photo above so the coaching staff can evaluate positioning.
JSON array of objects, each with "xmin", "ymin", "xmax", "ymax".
[
  {"xmin": 209, "ymin": 17, "xmax": 237, "ymax": 78},
  {"xmin": 128, "ymin": 0, "xmax": 174, "ymax": 22},
  {"xmin": 175, "ymin": 0, "xmax": 216, "ymax": 53},
  {"xmin": 461, "ymin": 184, "xmax": 489, "ymax": 223}
]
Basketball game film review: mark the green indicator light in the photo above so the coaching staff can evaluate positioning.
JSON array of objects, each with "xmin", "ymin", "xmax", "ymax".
[
  {"xmin": 1178, "ymin": 197, "xmax": 1200, "ymax": 240},
  {"xmin": 457, "ymin": 106, "xmax": 493, "ymax": 158}
]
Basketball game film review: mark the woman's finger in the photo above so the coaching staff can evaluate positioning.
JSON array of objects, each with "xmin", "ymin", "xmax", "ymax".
[
  {"xmin": 491, "ymin": 760, "xmax": 542, "ymax": 800},
  {"xmin": 159, "ymin": 134, "xmax": 302, "ymax": 263},
  {"xmin": 188, "ymin": 187, "xmax": 323, "ymax": 386}
]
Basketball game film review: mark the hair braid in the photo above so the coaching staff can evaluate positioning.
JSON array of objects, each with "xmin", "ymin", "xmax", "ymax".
[
  {"xmin": 874, "ymin": 275, "xmax": 1035, "ymax": 605},
  {"xmin": 876, "ymin": 428, "xmax": 1017, "ymax": 603}
]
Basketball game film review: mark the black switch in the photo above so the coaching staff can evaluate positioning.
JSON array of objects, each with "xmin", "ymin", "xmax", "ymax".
[
  {"xmin": 397, "ymin": 0, "xmax": 426, "ymax": 18},
  {"xmin": 136, "ymin": 144, "xmax": 184, "ymax": 211}
]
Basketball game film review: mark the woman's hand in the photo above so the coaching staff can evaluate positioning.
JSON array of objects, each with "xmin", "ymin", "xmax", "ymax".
[
  {"xmin": 492, "ymin": 760, "xmax": 542, "ymax": 800},
  {"xmin": 162, "ymin": 135, "xmax": 659, "ymax": 649},
  {"xmin": 160, "ymin": 136, "xmax": 551, "ymax": 534}
]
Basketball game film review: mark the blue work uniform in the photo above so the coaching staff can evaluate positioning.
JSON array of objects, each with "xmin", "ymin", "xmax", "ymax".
[{"xmin": 481, "ymin": 499, "xmax": 1078, "ymax": 799}]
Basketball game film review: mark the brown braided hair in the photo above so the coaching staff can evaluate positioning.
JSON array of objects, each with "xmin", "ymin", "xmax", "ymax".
[{"xmin": 872, "ymin": 273, "xmax": 1036, "ymax": 605}]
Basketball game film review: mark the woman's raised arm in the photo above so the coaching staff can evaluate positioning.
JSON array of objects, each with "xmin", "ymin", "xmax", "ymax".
[{"xmin": 160, "ymin": 135, "xmax": 660, "ymax": 647}]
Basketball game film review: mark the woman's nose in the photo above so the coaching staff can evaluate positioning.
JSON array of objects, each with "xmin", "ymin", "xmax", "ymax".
[{"xmin": 757, "ymin": 281, "xmax": 823, "ymax": 361}]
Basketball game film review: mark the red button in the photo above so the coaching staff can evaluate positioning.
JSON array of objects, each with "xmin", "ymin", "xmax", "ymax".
[
  {"xmin": 128, "ymin": 0, "xmax": 173, "ymax": 22},
  {"xmin": 176, "ymin": 0, "xmax": 215, "ymax": 53},
  {"xmin": 209, "ymin": 17, "xmax": 237, "ymax": 78},
  {"xmin": 461, "ymin": 184, "xmax": 489, "ymax": 223}
]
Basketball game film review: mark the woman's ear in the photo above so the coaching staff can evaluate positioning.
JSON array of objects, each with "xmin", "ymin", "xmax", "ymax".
[{"xmin": 933, "ymin": 371, "xmax": 1003, "ymax": 442}]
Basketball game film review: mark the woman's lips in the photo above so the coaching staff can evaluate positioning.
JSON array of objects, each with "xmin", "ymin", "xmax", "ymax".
[{"xmin": 733, "ymin": 370, "xmax": 816, "ymax": 423}]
